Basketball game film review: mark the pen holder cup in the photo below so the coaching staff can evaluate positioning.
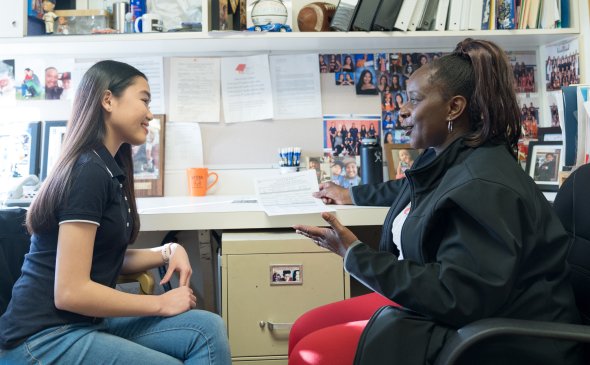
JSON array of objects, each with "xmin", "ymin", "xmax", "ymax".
[
  {"xmin": 187, "ymin": 168, "xmax": 218, "ymax": 196},
  {"xmin": 280, "ymin": 166, "xmax": 299, "ymax": 174}
]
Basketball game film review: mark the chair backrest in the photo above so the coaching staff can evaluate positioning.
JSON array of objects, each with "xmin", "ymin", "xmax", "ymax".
[
  {"xmin": 0, "ymin": 208, "xmax": 31, "ymax": 316},
  {"xmin": 553, "ymin": 164, "xmax": 590, "ymax": 323}
]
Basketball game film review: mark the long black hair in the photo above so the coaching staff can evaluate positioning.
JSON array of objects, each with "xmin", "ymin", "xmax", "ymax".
[{"xmin": 28, "ymin": 60, "xmax": 146, "ymax": 244}]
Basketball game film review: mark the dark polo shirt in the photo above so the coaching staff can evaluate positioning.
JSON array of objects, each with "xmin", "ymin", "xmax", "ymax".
[{"xmin": 0, "ymin": 145, "xmax": 133, "ymax": 349}]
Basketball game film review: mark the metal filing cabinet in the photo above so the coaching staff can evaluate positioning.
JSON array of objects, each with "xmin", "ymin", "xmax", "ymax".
[{"xmin": 220, "ymin": 231, "xmax": 350, "ymax": 365}]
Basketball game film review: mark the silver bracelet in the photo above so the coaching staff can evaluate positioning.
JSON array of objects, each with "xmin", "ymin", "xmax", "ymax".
[{"xmin": 161, "ymin": 243, "xmax": 171, "ymax": 264}]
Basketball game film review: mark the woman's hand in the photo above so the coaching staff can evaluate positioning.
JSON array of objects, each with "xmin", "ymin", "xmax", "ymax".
[
  {"xmin": 158, "ymin": 286, "xmax": 197, "ymax": 316},
  {"xmin": 313, "ymin": 182, "xmax": 353, "ymax": 205},
  {"xmin": 294, "ymin": 212, "xmax": 358, "ymax": 257},
  {"xmin": 160, "ymin": 243, "xmax": 193, "ymax": 287}
]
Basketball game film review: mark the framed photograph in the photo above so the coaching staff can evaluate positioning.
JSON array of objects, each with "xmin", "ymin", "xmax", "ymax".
[
  {"xmin": 525, "ymin": 141, "xmax": 564, "ymax": 192},
  {"xmin": 132, "ymin": 114, "xmax": 165, "ymax": 197},
  {"xmin": 384, "ymin": 144, "xmax": 420, "ymax": 181},
  {"xmin": 537, "ymin": 127, "xmax": 562, "ymax": 142},
  {"xmin": 270, "ymin": 264, "xmax": 302, "ymax": 286},
  {"xmin": 0, "ymin": 122, "xmax": 41, "ymax": 179},
  {"xmin": 41, "ymin": 120, "xmax": 67, "ymax": 180}
]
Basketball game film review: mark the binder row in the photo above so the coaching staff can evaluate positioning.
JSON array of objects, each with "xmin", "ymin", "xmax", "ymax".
[{"xmin": 331, "ymin": 0, "xmax": 570, "ymax": 32}]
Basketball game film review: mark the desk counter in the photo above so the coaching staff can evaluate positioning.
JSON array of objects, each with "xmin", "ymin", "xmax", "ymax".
[{"xmin": 137, "ymin": 195, "xmax": 388, "ymax": 232}]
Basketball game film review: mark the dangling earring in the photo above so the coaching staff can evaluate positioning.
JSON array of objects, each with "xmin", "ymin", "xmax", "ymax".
[{"xmin": 447, "ymin": 118, "xmax": 454, "ymax": 134}]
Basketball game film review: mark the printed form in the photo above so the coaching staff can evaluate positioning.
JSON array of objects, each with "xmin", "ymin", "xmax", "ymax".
[{"xmin": 254, "ymin": 169, "xmax": 335, "ymax": 216}]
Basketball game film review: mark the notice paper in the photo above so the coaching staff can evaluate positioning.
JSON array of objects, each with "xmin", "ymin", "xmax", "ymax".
[
  {"xmin": 269, "ymin": 53, "xmax": 322, "ymax": 120},
  {"xmin": 168, "ymin": 57, "xmax": 221, "ymax": 123},
  {"xmin": 254, "ymin": 169, "xmax": 335, "ymax": 216},
  {"xmin": 221, "ymin": 54, "xmax": 273, "ymax": 123}
]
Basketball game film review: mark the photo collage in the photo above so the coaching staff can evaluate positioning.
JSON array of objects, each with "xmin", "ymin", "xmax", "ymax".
[
  {"xmin": 319, "ymin": 51, "xmax": 444, "ymax": 148},
  {"xmin": 1, "ymin": 58, "xmax": 74, "ymax": 103}
]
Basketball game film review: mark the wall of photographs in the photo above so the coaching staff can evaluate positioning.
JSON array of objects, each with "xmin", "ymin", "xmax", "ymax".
[{"xmin": 0, "ymin": 38, "xmax": 583, "ymax": 193}]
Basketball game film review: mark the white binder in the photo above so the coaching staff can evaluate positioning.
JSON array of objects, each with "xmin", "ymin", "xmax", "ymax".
[
  {"xmin": 467, "ymin": 0, "xmax": 484, "ymax": 30},
  {"xmin": 408, "ymin": 0, "xmax": 428, "ymax": 31},
  {"xmin": 394, "ymin": 0, "xmax": 419, "ymax": 31},
  {"xmin": 447, "ymin": 0, "xmax": 463, "ymax": 31},
  {"xmin": 435, "ymin": 0, "xmax": 451, "ymax": 31}
]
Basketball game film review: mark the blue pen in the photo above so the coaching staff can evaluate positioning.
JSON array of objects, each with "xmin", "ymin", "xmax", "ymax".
[{"xmin": 294, "ymin": 147, "xmax": 301, "ymax": 167}]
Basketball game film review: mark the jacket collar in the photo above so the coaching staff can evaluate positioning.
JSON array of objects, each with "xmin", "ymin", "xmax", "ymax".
[{"xmin": 406, "ymin": 138, "xmax": 473, "ymax": 193}]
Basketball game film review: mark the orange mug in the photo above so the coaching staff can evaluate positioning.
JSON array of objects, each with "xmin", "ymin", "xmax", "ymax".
[{"xmin": 186, "ymin": 168, "xmax": 218, "ymax": 196}]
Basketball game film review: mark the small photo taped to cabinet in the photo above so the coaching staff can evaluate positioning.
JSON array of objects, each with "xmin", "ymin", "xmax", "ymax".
[{"xmin": 270, "ymin": 265, "xmax": 302, "ymax": 285}]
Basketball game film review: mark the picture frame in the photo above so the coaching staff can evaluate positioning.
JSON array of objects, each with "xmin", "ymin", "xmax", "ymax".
[
  {"xmin": 0, "ymin": 121, "xmax": 41, "ymax": 179},
  {"xmin": 537, "ymin": 127, "xmax": 562, "ymax": 142},
  {"xmin": 132, "ymin": 114, "xmax": 165, "ymax": 197},
  {"xmin": 525, "ymin": 141, "xmax": 564, "ymax": 192},
  {"xmin": 384, "ymin": 143, "xmax": 420, "ymax": 181},
  {"xmin": 269, "ymin": 264, "xmax": 302, "ymax": 286},
  {"xmin": 41, "ymin": 120, "xmax": 67, "ymax": 180}
]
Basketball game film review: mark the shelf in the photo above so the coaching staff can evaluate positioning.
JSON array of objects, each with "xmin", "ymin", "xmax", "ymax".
[{"xmin": 0, "ymin": 28, "xmax": 580, "ymax": 57}]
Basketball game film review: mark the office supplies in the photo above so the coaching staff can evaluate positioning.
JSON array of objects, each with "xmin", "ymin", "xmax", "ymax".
[
  {"xmin": 393, "ymin": 0, "xmax": 418, "ymax": 31},
  {"xmin": 467, "ymin": 0, "xmax": 484, "ymax": 30},
  {"xmin": 351, "ymin": 0, "xmax": 382, "ymax": 31},
  {"xmin": 434, "ymin": 0, "xmax": 450, "ymax": 30},
  {"xmin": 408, "ymin": 0, "xmax": 428, "ymax": 31},
  {"xmin": 330, "ymin": 0, "xmax": 361, "ymax": 31},
  {"xmin": 372, "ymin": 0, "xmax": 404, "ymax": 31},
  {"xmin": 278, "ymin": 147, "xmax": 301, "ymax": 167},
  {"xmin": 447, "ymin": 0, "xmax": 463, "ymax": 31},
  {"xmin": 2, "ymin": 175, "xmax": 40, "ymax": 207},
  {"xmin": 418, "ymin": 0, "xmax": 439, "ymax": 30}
]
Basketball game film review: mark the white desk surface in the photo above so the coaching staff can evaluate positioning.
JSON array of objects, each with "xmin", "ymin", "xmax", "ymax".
[{"xmin": 137, "ymin": 195, "xmax": 388, "ymax": 232}]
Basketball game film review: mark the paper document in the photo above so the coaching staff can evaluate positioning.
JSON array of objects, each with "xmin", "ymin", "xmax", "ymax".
[
  {"xmin": 221, "ymin": 54, "xmax": 274, "ymax": 123},
  {"xmin": 254, "ymin": 169, "xmax": 335, "ymax": 216},
  {"xmin": 168, "ymin": 57, "xmax": 221, "ymax": 123},
  {"xmin": 269, "ymin": 53, "xmax": 322, "ymax": 120}
]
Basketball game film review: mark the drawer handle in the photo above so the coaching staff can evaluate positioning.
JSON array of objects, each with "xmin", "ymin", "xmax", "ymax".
[{"xmin": 266, "ymin": 321, "xmax": 293, "ymax": 331}]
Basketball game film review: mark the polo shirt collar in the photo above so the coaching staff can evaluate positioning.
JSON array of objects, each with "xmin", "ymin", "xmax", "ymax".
[{"xmin": 93, "ymin": 144, "xmax": 126, "ymax": 182}]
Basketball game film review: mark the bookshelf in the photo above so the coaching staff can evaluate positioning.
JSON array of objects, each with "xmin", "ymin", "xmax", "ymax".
[
  {"xmin": 0, "ymin": 28, "xmax": 582, "ymax": 56},
  {"xmin": 0, "ymin": 0, "xmax": 582, "ymax": 56}
]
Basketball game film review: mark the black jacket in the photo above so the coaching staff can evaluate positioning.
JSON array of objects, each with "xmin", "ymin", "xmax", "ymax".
[{"xmin": 348, "ymin": 139, "xmax": 582, "ymax": 364}]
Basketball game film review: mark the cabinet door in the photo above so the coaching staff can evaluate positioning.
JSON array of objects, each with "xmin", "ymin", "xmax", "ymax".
[
  {"xmin": 0, "ymin": 1, "xmax": 24, "ymax": 37},
  {"xmin": 226, "ymin": 251, "xmax": 345, "ymax": 357}
]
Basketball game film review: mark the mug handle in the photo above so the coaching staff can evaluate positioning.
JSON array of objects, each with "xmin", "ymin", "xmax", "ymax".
[
  {"xmin": 207, "ymin": 172, "xmax": 219, "ymax": 190},
  {"xmin": 134, "ymin": 16, "xmax": 142, "ymax": 33}
]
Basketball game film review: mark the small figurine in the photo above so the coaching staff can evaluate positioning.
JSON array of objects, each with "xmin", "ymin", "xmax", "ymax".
[
  {"xmin": 42, "ymin": 0, "xmax": 58, "ymax": 34},
  {"xmin": 56, "ymin": 16, "xmax": 69, "ymax": 35}
]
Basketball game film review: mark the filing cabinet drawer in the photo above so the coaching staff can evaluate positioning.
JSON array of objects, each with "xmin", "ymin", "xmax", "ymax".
[{"xmin": 221, "ymin": 232, "xmax": 349, "ymax": 359}]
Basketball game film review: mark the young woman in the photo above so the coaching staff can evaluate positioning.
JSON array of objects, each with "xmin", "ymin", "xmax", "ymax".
[
  {"xmin": 289, "ymin": 39, "xmax": 583, "ymax": 365},
  {"xmin": 0, "ymin": 60, "xmax": 231, "ymax": 364},
  {"xmin": 356, "ymin": 69, "xmax": 378, "ymax": 95}
]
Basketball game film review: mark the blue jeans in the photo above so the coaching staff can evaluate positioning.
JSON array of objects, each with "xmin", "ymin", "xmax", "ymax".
[{"xmin": 0, "ymin": 310, "xmax": 231, "ymax": 364}]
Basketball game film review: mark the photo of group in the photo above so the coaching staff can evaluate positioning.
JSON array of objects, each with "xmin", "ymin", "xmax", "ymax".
[
  {"xmin": 509, "ymin": 51, "xmax": 537, "ymax": 93},
  {"xmin": 544, "ymin": 39, "xmax": 580, "ymax": 92},
  {"xmin": 516, "ymin": 94, "xmax": 541, "ymax": 169},
  {"xmin": 270, "ymin": 265, "xmax": 302, "ymax": 285},
  {"xmin": 323, "ymin": 115, "xmax": 380, "ymax": 158},
  {"xmin": 14, "ymin": 58, "xmax": 74, "ymax": 101},
  {"xmin": 307, "ymin": 155, "xmax": 362, "ymax": 188}
]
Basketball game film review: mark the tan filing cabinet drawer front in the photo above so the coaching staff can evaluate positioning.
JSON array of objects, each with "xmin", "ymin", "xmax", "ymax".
[{"xmin": 226, "ymin": 252, "xmax": 345, "ymax": 357}]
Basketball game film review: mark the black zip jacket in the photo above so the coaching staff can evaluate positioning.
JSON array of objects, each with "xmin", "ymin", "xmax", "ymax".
[{"xmin": 348, "ymin": 138, "xmax": 582, "ymax": 364}]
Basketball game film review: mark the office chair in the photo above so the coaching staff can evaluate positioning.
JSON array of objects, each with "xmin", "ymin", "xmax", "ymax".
[
  {"xmin": 0, "ymin": 207, "xmax": 155, "ymax": 317},
  {"xmin": 434, "ymin": 164, "xmax": 590, "ymax": 365}
]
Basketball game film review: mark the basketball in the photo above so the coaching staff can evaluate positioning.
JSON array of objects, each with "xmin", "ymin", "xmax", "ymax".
[
  {"xmin": 251, "ymin": 0, "xmax": 288, "ymax": 26},
  {"xmin": 297, "ymin": 2, "xmax": 336, "ymax": 32}
]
